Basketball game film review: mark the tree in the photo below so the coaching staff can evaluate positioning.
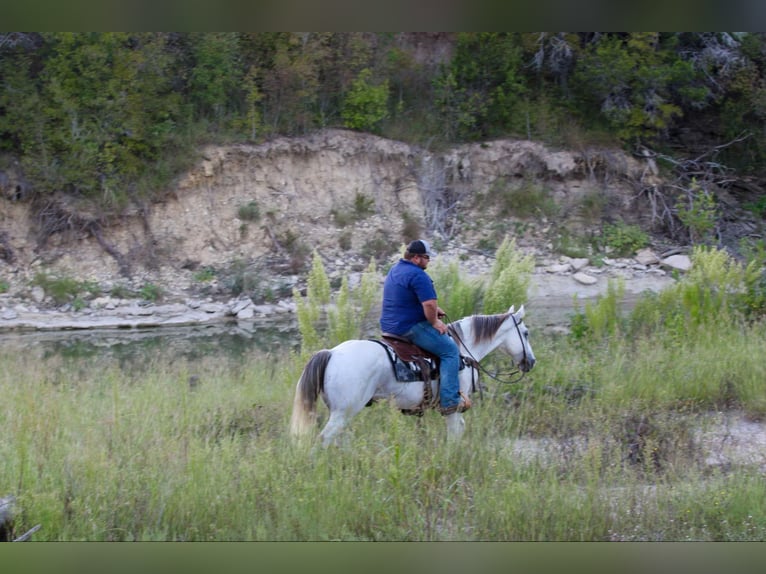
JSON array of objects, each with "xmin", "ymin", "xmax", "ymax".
[
  {"xmin": 187, "ymin": 32, "xmax": 242, "ymax": 125},
  {"xmin": 341, "ymin": 68, "xmax": 389, "ymax": 133},
  {"xmin": 571, "ymin": 33, "xmax": 702, "ymax": 146}
]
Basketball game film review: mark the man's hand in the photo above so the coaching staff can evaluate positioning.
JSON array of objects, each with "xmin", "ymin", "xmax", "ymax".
[{"xmin": 423, "ymin": 299, "xmax": 448, "ymax": 334}]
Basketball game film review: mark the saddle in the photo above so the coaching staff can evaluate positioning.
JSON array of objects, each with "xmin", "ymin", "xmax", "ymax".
[
  {"xmin": 370, "ymin": 333, "xmax": 478, "ymax": 416},
  {"xmin": 378, "ymin": 333, "xmax": 440, "ymax": 382}
]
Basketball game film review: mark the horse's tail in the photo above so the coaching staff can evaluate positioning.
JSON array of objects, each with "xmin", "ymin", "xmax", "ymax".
[{"xmin": 289, "ymin": 349, "xmax": 333, "ymax": 438}]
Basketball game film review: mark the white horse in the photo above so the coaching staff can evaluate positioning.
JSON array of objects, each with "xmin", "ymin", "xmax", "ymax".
[{"xmin": 290, "ymin": 305, "xmax": 536, "ymax": 446}]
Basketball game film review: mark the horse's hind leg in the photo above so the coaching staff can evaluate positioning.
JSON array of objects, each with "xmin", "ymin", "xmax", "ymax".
[{"xmin": 319, "ymin": 410, "xmax": 349, "ymax": 447}]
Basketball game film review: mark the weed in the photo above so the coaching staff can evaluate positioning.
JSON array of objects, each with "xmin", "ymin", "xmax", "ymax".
[
  {"xmin": 675, "ymin": 181, "xmax": 717, "ymax": 245},
  {"xmin": 139, "ymin": 283, "xmax": 162, "ymax": 302},
  {"xmin": 600, "ymin": 221, "xmax": 649, "ymax": 257},
  {"xmin": 32, "ymin": 273, "xmax": 98, "ymax": 306},
  {"xmin": 193, "ymin": 267, "xmax": 216, "ymax": 282},
  {"xmin": 237, "ymin": 200, "xmax": 261, "ymax": 222}
]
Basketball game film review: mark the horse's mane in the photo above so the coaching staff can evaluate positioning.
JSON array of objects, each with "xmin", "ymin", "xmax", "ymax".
[{"xmin": 451, "ymin": 312, "xmax": 511, "ymax": 346}]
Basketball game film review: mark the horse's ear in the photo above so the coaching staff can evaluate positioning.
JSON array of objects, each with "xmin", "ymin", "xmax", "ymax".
[
  {"xmin": 508, "ymin": 305, "xmax": 515, "ymax": 314},
  {"xmin": 515, "ymin": 304, "xmax": 525, "ymax": 319}
]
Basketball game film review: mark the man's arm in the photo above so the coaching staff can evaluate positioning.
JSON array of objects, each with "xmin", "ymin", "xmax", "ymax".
[{"xmin": 422, "ymin": 299, "xmax": 448, "ymax": 334}]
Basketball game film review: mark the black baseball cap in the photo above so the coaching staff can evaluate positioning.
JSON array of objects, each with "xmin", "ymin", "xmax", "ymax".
[{"xmin": 406, "ymin": 239, "xmax": 435, "ymax": 257}]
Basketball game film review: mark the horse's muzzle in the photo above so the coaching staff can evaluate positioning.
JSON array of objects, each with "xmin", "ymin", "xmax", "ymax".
[{"xmin": 520, "ymin": 357, "xmax": 536, "ymax": 372}]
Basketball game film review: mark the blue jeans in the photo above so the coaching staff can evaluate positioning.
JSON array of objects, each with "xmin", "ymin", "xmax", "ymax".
[{"xmin": 404, "ymin": 321, "xmax": 461, "ymax": 409}]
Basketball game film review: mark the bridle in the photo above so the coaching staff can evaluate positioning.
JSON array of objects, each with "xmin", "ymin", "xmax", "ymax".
[{"xmin": 445, "ymin": 311, "xmax": 529, "ymax": 387}]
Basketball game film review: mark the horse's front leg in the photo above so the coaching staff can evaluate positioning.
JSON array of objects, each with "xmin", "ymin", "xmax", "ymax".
[{"xmin": 444, "ymin": 412, "xmax": 465, "ymax": 441}]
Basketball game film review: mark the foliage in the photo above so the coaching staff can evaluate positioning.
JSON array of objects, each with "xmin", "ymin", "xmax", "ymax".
[
  {"xmin": 434, "ymin": 33, "xmax": 526, "ymax": 141},
  {"xmin": 295, "ymin": 252, "xmax": 380, "ymax": 355},
  {"xmin": 0, "ymin": 33, "xmax": 188, "ymax": 208},
  {"xmin": 193, "ymin": 267, "xmax": 216, "ymax": 282},
  {"xmin": 4, "ymin": 314, "xmax": 766, "ymax": 541},
  {"xmin": 574, "ymin": 246, "xmax": 765, "ymax": 348},
  {"xmin": 31, "ymin": 273, "xmax": 99, "ymax": 306},
  {"xmin": 3, "ymin": 31, "xmax": 766, "ymax": 241},
  {"xmin": 569, "ymin": 279, "xmax": 626, "ymax": 344},
  {"xmin": 570, "ymin": 33, "xmax": 698, "ymax": 145},
  {"xmin": 482, "ymin": 237, "xmax": 535, "ymax": 315},
  {"xmin": 139, "ymin": 283, "xmax": 162, "ymax": 302},
  {"xmin": 675, "ymin": 180, "xmax": 718, "ymax": 244},
  {"xmin": 331, "ymin": 193, "xmax": 375, "ymax": 227},
  {"xmin": 237, "ymin": 200, "xmax": 261, "ymax": 222},
  {"xmin": 487, "ymin": 177, "xmax": 558, "ymax": 219},
  {"xmin": 428, "ymin": 260, "xmax": 485, "ymax": 320},
  {"xmin": 341, "ymin": 68, "xmax": 390, "ymax": 133},
  {"xmin": 188, "ymin": 33, "xmax": 242, "ymax": 125},
  {"xmin": 600, "ymin": 220, "xmax": 650, "ymax": 256}
]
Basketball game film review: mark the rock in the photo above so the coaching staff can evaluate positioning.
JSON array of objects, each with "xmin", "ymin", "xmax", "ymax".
[
  {"xmin": 30, "ymin": 286, "xmax": 45, "ymax": 303},
  {"xmin": 661, "ymin": 254, "xmax": 692, "ymax": 272},
  {"xmin": 547, "ymin": 263, "xmax": 572, "ymax": 273},
  {"xmin": 572, "ymin": 272, "xmax": 598, "ymax": 285},
  {"xmin": 236, "ymin": 306, "xmax": 255, "ymax": 320},
  {"xmin": 1, "ymin": 309, "xmax": 18, "ymax": 320},
  {"xmin": 570, "ymin": 258, "xmax": 590, "ymax": 271},
  {"xmin": 635, "ymin": 248, "xmax": 659, "ymax": 266}
]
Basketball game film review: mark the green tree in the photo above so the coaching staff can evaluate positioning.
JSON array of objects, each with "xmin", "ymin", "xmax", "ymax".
[
  {"xmin": 434, "ymin": 32, "xmax": 525, "ymax": 140},
  {"xmin": 188, "ymin": 32, "xmax": 242, "ymax": 125},
  {"xmin": 3, "ymin": 33, "xmax": 185, "ymax": 207},
  {"xmin": 341, "ymin": 68, "xmax": 389, "ymax": 133},
  {"xmin": 571, "ymin": 33, "xmax": 701, "ymax": 145}
]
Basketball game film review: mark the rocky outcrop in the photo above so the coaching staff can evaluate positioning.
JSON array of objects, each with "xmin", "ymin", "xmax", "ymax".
[{"xmin": 0, "ymin": 130, "xmax": 685, "ymax": 333}]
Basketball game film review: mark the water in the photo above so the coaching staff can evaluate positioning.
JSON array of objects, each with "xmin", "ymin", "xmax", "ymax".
[{"xmin": 0, "ymin": 317, "xmax": 301, "ymax": 368}]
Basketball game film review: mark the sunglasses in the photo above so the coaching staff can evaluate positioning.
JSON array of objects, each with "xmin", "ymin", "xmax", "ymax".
[{"xmin": 420, "ymin": 254, "xmax": 430, "ymax": 260}]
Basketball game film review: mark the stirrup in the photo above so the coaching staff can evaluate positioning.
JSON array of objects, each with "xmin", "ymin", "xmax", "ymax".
[{"xmin": 440, "ymin": 392, "xmax": 472, "ymax": 416}]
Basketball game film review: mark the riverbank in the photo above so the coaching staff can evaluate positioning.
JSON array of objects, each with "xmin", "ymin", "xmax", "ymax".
[
  {"xmin": 0, "ymin": 260, "xmax": 673, "ymax": 333},
  {"xmin": 0, "ymin": 249, "xmax": 681, "ymax": 334}
]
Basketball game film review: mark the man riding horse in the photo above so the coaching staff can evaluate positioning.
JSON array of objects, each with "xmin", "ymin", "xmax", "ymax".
[{"xmin": 379, "ymin": 239, "xmax": 471, "ymax": 416}]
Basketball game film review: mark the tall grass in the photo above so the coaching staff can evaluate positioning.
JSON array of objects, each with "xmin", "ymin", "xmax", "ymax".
[
  {"xmin": 4, "ymin": 244, "xmax": 766, "ymax": 541},
  {"xmin": 3, "ymin": 314, "xmax": 766, "ymax": 540}
]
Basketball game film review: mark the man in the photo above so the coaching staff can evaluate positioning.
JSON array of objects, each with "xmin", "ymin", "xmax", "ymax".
[{"xmin": 380, "ymin": 239, "xmax": 470, "ymax": 415}]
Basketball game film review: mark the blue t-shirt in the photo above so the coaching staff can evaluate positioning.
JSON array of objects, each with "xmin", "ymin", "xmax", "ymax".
[{"xmin": 380, "ymin": 259, "xmax": 438, "ymax": 335}]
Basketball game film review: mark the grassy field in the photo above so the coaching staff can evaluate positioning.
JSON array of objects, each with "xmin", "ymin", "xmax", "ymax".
[{"xmin": 2, "ymin": 313, "xmax": 766, "ymax": 541}]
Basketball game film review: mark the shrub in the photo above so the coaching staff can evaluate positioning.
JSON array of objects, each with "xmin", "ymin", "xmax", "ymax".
[
  {"xmin": 429, "ymin": 260, "xmax": 484, "ymax": 320},
  {"xmin": 482, "ymin": 237, "xmax": 534, "ymax": 315},
  {"xmin": 139, "ymin": 283, "xmax": 162, "ymax": 302},
  {"xmin": 237, "ymin": 200, "xmax": 261, "ymax": 222},
  {"xmin": 600, "ymin": 221, "xmax": 649, "ymax": 257},
  {"xmin": 629, "ymin": 246, "xmax": 761, "ymax": 339},
  {"xmin": 569, "ymin": 279, "xmax": 626, "ymax": 344},
  {"xmin": 32, "ymin": 273, "xmax": 99, "ymax": 306},
  {"xmin": 675, "ymin": 180, "xmax": 717, "ymax": 245},
  {"xmin": 295, "ymin": 253, "xmax": 380, "ymax": 355},
  {"xmin": 193, "ymin": 267, "xmax": 216, "ymax": 282}
]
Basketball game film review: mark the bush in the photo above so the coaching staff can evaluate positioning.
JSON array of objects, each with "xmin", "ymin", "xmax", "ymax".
[
  {"xmin": 237, "ymin": 201, "xmax": 261, "ymax": 222},
  {"xmin": 482, "ymin": 237, "xmax": 534, "ymax": 315},
  {"xmin": 31, "ymin": 273, "xmax": 99, "ymax": 306},
  {"xmin": 139, "ymin": 283, "xmax": 163, "ymax": 302},
  {"xmin": 600, "ymin": 221, "xmax": 649, "ymax": 257},
  {"xmin": 429, "ymin": 260, "xmax": 485, "ymax": 320}
]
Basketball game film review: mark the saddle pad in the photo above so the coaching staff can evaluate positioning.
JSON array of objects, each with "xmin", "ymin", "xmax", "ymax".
[
  {"xmin": 372, "ymin": 338, "xmax": 438, "ymax": 382},
  {"xmin": 373, "ymin": 336, "xmax": 475, "ymax": 383}
]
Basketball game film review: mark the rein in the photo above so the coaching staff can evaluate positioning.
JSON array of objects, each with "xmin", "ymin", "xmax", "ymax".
[{"xmin": 445, "ymin": 312, "xmax": 528, "ymax": 386}]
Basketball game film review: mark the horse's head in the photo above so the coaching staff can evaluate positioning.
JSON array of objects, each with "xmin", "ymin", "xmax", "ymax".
[{"xmin": 503, "ymin": 305, "xmax": 536, "ymax": 372}]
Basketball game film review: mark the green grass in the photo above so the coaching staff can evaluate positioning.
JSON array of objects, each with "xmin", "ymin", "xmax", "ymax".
[{"xmin": 3, "ymin": 315, "xmax": 766, "ymax": 541}]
